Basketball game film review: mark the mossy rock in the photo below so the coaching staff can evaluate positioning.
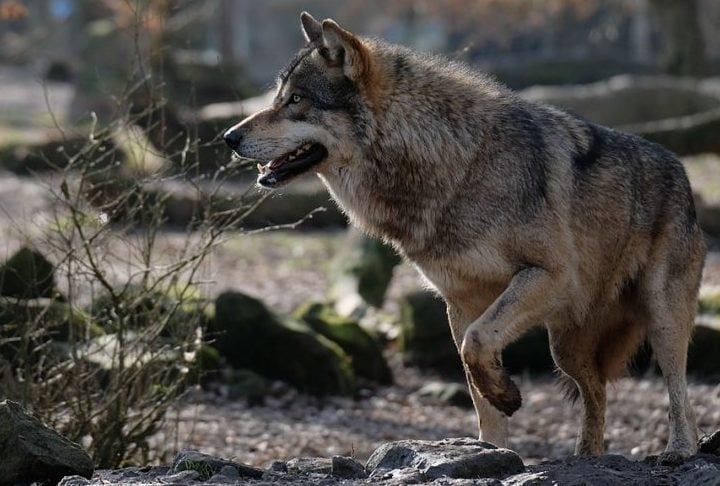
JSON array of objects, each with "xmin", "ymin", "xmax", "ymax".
[
  {"xmin": 187, "ymin": 345, "xmax": 223, "ymax": 387},
  {"xmin": 0, "ymin": 297, "xmax": 103, "ymax": 362},
  {"xmin": 295, "ymin": 301, "xmax": 392, "ymax": 385},
  {"xmin": 88, "ymin": 284, "xmax": 209, "ymax": 335},
  {"xmin": 328, "ymin": 230, "xmax": 401, "ymax": 315},
  {"xmin": 399, "ymin": 291, "xmax": 555, "ymax": 376},
  {"xmin": 688, "ymin": 324, "xmax": 720, "ymax": 377},
  {"xmin": 211, "ymin": 291, "xmax": 354, "ymax": 396},
  {"xmin": 399, "ymin": 291, "xmax": 462, "ymax": 375},
  {"xmin": 699, "ymin": 293, "xmax": 720, "ymax": 315},
  {"xmin": 502, "ymin": 328, "xmax": 555, "ymax": 375},
  {"xmin": 226, "ymin": 369, "xmax": 271, "ymax": 405},
  {"xmin": 0, "ymin": 247, "xmax": 57, "ymax": 299}
]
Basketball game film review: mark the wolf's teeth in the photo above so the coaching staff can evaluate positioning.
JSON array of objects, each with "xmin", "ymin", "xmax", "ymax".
[
  {"xmin": 288, "ymin": 155, "xmax": 296, "ymax": 161},
  {"xmin": 256, "ymin": 163, "xmax": 263, "ymax": 172},
  {"xmin": 296, "ymin": 148, "xmax": 305, "ymax": 155},
  {"xmin": 302, "ymin": 143, "xmax": 311, "ymax": 150}
]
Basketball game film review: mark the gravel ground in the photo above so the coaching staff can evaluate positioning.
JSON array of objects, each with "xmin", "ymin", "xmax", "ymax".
[{"xmin": 158, "ymin": 361, "xmax": 720, "ymax": 468}]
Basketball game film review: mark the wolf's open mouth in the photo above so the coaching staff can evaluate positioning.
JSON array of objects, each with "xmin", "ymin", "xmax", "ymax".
[{"xmin": 257, "ymin": 142, "xmax": 328, "ymax": 187}]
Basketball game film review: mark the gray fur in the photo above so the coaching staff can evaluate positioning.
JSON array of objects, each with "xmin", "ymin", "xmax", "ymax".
[{"xmin": 223, "ymin": 13, "xmax": 706, "ymax": 459}]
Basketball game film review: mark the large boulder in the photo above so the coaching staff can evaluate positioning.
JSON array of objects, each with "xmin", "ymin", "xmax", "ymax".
[
  {"xmin": 0, "ymin": 246, "xmax": 57, "ymax": 299},
  {"xmin": 0, "ymin": 400, "xmax": 94, "ymax": 485},
  {"xmin": 295, "ymin": 301, "xmax": 392, "ymax": 385},
  {"xmin": 211, "ymin": 291, "xmax": 355, "ymax": 395},
  {"xmin": 366, "ymin": 437, "xmax": 524, "ymax": 481}
]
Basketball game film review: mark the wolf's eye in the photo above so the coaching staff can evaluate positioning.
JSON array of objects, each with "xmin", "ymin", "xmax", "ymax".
[{"xmin": 289, "ymin": 94, "xmax": 302, "ymax": 104}]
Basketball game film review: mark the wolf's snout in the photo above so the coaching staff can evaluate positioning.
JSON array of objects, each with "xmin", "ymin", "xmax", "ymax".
[{"xmin": 223, "ymin": 128, "xmax": 242, "ymax": 150}]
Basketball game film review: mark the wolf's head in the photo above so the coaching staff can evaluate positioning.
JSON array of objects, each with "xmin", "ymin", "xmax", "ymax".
[{"xmin": 223, "ymin": 12, "xmax": 378, "ymax": 188}]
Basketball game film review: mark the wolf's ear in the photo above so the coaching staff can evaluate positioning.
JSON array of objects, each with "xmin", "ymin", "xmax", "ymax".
[
  {"xmin": 320, "ymin": 19, "xmax": 372, "ymax": 82},
  {"xmin": 300, "ymin": 12, "xmax": 322, "ymax": 43}
]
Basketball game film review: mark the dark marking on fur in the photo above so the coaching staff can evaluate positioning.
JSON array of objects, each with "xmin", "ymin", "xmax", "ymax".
[
  {"xmin": 505, "ymin": 104, "xmax": 549, "ymax": 213},
  {"xmin": 279, "ymin": 45, "xmax": 315, "ymax": 84},
  {"xmin": 573, "ymin": 123, "xmax": 604, "ymax": 172}
]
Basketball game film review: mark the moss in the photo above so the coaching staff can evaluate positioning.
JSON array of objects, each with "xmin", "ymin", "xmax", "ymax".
[
  {"xmin": 211, "ymin": 291, "xmax": 355, "ymax": 396},
  {"xmin": 295, "ymin": 301, "xmax": 392, "ymax": 385},
  {"xmin": 698, "ymin": 293, "xmax": 720, "ymax": 315}
]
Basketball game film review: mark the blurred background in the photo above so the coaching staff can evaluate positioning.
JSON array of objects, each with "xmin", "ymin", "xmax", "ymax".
[{"xmin": 0, "ymin": 0, "xmax": 719, "ymax": 471}]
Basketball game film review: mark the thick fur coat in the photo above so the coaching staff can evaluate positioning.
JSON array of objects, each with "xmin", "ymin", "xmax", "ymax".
[{"xmin": 223, "ymin": 13, "xmax": 706, "ymax": 458}]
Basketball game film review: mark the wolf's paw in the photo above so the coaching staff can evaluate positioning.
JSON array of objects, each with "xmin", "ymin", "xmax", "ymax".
[
  {"xmin": 657, "ymin": 451, "xmax": 688, "ymax": 466},
  {"xmin": 468, "ymin": 363, "xmax": 522, "ymax": 416}
]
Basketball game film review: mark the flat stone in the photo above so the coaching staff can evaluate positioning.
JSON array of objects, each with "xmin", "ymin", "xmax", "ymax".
[
  {"xmin": 366, "ymin": 437, "xmax": 524, "ymax": 480},
  {"xmin": 286, "ymin": 456, "xmax": 333, "ymax": 475},
  {"xmin": 331, "ymin": 455, "xmax": 367, "ymax": 479},
  {"xmin": 171, "ymin": 450, "xmax": 264, "ymax": 480},
  {"xmin": 0, "ymin": 400, "xmax": 94, "ymax": 485}
]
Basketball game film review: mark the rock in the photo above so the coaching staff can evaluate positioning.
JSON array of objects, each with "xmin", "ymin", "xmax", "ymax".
[
  {"xmin": 225, "ymin": 368, "xmax": 270, "ymax": 405},
  {"xmin": 328, "ymin": 229, "xmax": 401, "ymax": 316},
  {"xmin": 687, "ymin": 324, "xmax": 720, "ymax": 377},
  {"xmin": 331, "ymin": 455, "xmax": 367, "ymax": 479},
  {"xmin": 0, "ymin": 246, "xmax": 57, "ymax": 299},
  {"xmin": 286, "ymin": 456, "xmax": 333, "ymax": 475},
  {"xmin": 57, "ymin": 476, "xmax": 91, "ymax": 486},
  {"xmin": 88, "ymin": 283, "xmax": 210, "ymax": 335},
  {"xmin": 171, "ymin": 451, "xmax": 264, "ymax": 480},
  {"xmin": 502, "ymin": 327, "xmax": 555, "ymax": 375},
  {"xmin": 366, "ymin": 437, "xmax": 524, "ymax": 480},
  {"xmin": 510, "ymin": 454, "xmax": 720, "ymax": 486},
  {"xmin": 295, "ymin": 301, "xmax": 392, "ymax": 385},
  {"xmin": 699, "ymin": 430, "xmax": 720, "ymax": 455},
  {"xmin": 399, "ymin": 291, "xmax": 462, "ymax": 375},
  {"xmin": 211, "ymin": 291, "xmax": 355, "ymax": 395},
  {"xmin": 0, "ymin": 400, "xmax": 94, "ymax": 485},
  {"xmin": 268, "ymin": 461, "xmax": 289, "ymax": 473},
  {"xmin": 0, "ymin": 132, "xmax": 97, "ymax": 175},
  {"xmin": 399, "ymin": 291, "xmax": 557, "ymax": 376},
  {"xmin": 0, "ymin": 297, "xmax": 103, "ymax": 365}
]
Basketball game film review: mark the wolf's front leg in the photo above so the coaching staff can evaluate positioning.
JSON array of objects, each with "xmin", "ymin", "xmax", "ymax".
[
  {"xmin": 460, "ymin": 266, "xmax": 564, "ymax": 416},
  {"xmin": 448, "ymin": 303, "xmax": 508, "ymax": 446}
]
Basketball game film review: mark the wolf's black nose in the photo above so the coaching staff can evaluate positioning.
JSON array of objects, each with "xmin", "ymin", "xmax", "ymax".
[{"xmin": 223, "ymin": 129, "xmax": 242, "ymax": 150}]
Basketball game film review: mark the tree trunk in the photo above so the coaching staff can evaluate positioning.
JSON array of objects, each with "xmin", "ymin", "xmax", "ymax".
[{"xmin": 650, "ymin": 0, "xmax": 707, "ymax": 76}]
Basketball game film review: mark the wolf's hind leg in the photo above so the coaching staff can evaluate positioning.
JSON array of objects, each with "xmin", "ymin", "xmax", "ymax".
[
  {"xmin": 645, "ymin": 282, "xmax": 698, "ymax": 458},
  {"xmin": 549, "ymin": 327, "xmax": 607, "ymax": 456},
  {"xmin": 643, "ymin": 229, "xmax": 703, "ymax": 460}
]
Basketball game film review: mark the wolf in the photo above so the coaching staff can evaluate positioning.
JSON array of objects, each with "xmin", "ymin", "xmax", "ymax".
[{"xmin": 223, "ymin": 12, "xmax": 706, "ymax": 459}]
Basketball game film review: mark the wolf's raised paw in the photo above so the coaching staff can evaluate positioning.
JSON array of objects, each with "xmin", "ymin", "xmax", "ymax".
[{"xmin": 468, "ymin": 364, "xmax": 522, "ymax": 416}]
